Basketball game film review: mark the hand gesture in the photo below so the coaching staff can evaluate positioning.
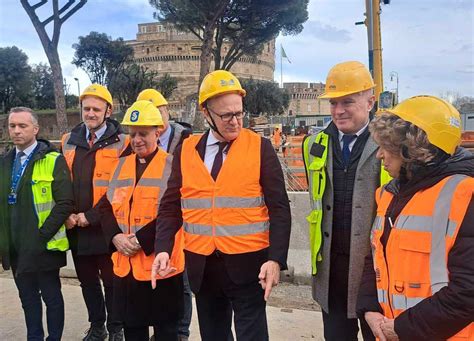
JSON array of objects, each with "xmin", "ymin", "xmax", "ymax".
[
  {"xmin": 381, "ymin": 317, "xmax": 399, "ymax": 341},
  {"xmin": 112, "ymin": 233, "xmax": 141, "ymax": 257},
  {"xmin": 76, "ymin": 212, "xmax": 90, "ymax": 227},
  {"xmin": 150, "ymin": 252, "xmax": 176, "ymax": 289},
  {"xmin": 258, "ymin": 260, "xmax": 280, "ymax": 301},
  {"xmin": 365, "ymin": 312, "xmax": 387, "ymax": 341},
  {"xmin": 65, "ymin": 214, "xmax": 78, "ymax": 230}
]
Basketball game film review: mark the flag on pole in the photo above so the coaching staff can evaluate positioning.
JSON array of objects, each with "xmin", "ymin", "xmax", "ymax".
[{"xmin": 281, "ymin": 45, "xmax": 291, "ymax": 64}]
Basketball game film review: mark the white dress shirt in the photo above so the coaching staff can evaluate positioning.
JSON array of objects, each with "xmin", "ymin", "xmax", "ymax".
[
  {"xmin": 337, "ymin": 120, "xmax": 370, "ymax": 152},
  {"xmin": 158, "ymin": 125, "xmax": 172, "ymax": 152},
  {"xmin": 15, "ymin": 140, "xmax": 38, "ymax": 176},
  {"xmin": 204, "ymin": 131, "xmax": 229, "ymax": 173},
  {"xmin": 86, "ymin": 123, "xmax": 107, "ymax": 143}
]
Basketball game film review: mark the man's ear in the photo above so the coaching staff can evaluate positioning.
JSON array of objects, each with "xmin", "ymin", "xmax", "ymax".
[
  {"xmin": 105, "ymin": 105, "xmax": 112, "ymax": 118},
  {"xmin": 368, "ymin": 95, "xmax": 376, "ymax": 112}
]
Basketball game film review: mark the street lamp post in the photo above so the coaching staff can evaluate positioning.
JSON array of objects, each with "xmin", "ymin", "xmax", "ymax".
[
  {"xmin": 74, "ymin": 78, "xmax": 81, "ymax": 121},
  {"xmin": 390, "ymin": 71, "xmax": 399, "ymax": 104}
]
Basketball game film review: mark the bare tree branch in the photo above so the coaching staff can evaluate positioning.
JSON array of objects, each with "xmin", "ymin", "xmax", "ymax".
[
  {"xmin": 60, "ymin": 0, "xmax": 87, "ymax": 25},
  {"xmin": 31, "ymin": 0, "xmax": 47, "ymax": 10}
]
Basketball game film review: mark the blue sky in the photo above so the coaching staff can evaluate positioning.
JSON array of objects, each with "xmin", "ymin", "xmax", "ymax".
[{"xmin": 1, "ymin": 0, "xmax": 472, "ymax": 100}]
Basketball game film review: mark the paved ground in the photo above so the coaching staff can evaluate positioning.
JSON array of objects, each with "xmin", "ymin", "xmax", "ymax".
[{"xmin": 0, "ymin": 271, "xmax": 327, "ymax": 340}]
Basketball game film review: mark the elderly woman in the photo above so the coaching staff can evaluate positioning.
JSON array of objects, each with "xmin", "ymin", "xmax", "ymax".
[{"xmin": 356, "ymin": 95, "xmax": 474, "ymax": 341}]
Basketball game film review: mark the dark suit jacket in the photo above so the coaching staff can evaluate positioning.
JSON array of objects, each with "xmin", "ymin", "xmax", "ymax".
[
  {"xmin": 0, "ymin": 140, "xmax": 74, "ymax": 274},
  {"xmin": 155, "ymin": 129, "xmax": 291, "ymax": 293}
]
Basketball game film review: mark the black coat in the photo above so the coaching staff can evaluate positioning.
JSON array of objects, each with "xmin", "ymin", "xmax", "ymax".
[
  {"xmin": 155, "ymin": 130, "xmax": 292, "ymax": 293},
  {"xmin": 357, "ymin": 148, "xmax": 474, "ymax": 340},
  {"xmin": 64, "ymin": 119, "xmax": 126, "ymax": 255},
  {"xmin": 0, "ymin": 140, "xmax": 74, "ymax": 274}
]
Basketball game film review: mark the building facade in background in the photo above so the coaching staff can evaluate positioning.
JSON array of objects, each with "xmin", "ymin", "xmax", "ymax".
[
  {"xmin": 126, "ymin": 22, "xmax": 275, "ymax": 120},
  {"xmin": 284, "ymin": 82, "xmax": 331, "ymax": 128}
]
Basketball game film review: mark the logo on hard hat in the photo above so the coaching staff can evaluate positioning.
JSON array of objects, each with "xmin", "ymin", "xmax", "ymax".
[
  {"xmin": 329, "ymin": 85, "xmax": 337, "ymax": 90},
  {"xmin": 219, "ymin": 79, "xmax": 235, "ymax": 87},
  {"xmin": 449, "ymin": 117, "xmax": 460, "ymax": 128},
  {"xmin": 130, "ymin": 110, "xmax": 140, "ymax": 122}
]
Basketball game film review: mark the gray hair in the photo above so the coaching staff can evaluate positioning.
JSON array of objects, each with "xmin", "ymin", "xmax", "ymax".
[{"xmin": 9, "ymin": 107, "xmax": 39, "ymax": 126}]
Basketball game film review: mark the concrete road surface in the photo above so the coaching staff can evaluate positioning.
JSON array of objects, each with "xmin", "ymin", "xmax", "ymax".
[{"xmin": 0, "ymin": 275, "xmax": 326, "ymax": 340}]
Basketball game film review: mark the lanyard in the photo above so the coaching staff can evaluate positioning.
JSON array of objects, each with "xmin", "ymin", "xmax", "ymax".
[{"xmin": 10, "ymin": 148, "xmax": 36, "ymax": 194}]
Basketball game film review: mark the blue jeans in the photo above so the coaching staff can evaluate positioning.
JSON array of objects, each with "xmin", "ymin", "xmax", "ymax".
[
  {"xmin": 13, "ymin": 269, "xmax": 64, "ymax": 341},
  {"xmin": 178, "ymin": 270, "xmax": 192, "ymax": 337}
]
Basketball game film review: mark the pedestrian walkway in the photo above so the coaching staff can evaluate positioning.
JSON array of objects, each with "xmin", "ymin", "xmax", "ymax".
[{"xmin": 0, "ymin": 274, "xmax": 326, "ymax": 340}]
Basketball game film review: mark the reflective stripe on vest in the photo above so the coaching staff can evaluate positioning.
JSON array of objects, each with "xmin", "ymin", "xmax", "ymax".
[
  {"xmin": 184, "ymin": 221, "xmax": 270, "ymax": 237},
  {"xmin": 107, "ymin": 150, "xmax": 184, "ymax": 281},
  {"xmin": 303, "ymin": 131, "xmax": 391, "ymax": 275},
  {"xmin": 61, "ymin": 132, "xmax": 129, "ymax": 205},
  {"xmin": 372, "ymin": 174, "xmax": 474, "ymax": 340},
  {"xmin": 31, "ymin": 151, "xmax": 69, "ymax": 251},
  {"xmin": 180, "ymin": 128, "xmax": 270, "ymax": 255}
]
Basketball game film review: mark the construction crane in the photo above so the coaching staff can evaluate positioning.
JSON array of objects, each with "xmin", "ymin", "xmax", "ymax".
[{"xmin": 356, "ymin": 0, "xmax": 392, "ymax": 108}]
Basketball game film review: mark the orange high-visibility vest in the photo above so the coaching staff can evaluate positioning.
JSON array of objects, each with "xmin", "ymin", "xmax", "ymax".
[
  {"xmin": 371, "ymin": 174, "xmax": 474, "ymax": 340},
  {"xmin": 180, "ymin": 128, "xmax": 270, "ymax": 255},
  {"xmin": 106, "ymin": 150, "xmax": 184, "ymax": 281},
  {"xmin": 61, "ymin": 132, "xmax": 129, "ymax": 206}
]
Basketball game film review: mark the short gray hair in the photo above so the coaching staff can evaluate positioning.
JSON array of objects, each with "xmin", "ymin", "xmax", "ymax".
[{"xmin": 9, "ymin": 107, "xmax": 39, "ymax": 126}]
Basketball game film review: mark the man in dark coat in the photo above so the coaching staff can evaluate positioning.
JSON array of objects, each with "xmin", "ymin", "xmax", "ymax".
[
  {"xmin": 0, "ymin": 107, "xmax": 74, "ymax": 341},
  {"xmin": 61, "ymin": 84, "xmax": 128, "ymax": 341}
]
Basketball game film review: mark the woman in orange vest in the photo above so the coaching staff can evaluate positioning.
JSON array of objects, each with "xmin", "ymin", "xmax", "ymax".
[
  {"xmin": 97, "ymin": 100, "xmax": 185, "ymax": 341},
  {"xmin": 356, "ymin": 95, "xmax": 474, "ymax": 340}
]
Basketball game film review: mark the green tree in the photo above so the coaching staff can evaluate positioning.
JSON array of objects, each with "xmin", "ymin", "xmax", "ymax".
[
  {"xmin": 149, "ymin": 0, "xmax": 308, "ymax": 129},
  {"xmin": 241, "ymin": 78, "xmax": 289, "ymax": 117},
  {"xmin": 31, "ymin": 63, "xmax": 55, "ymax": 109},
  {"xmin": 0, "ymin": 46, "xmax": 33, "ymax": 113},
  {"xmin": 156, "ymin": 73, "xmax": 178, "ymax": 99},
  {"xmin": 21, "ymin": 0, "xmax": 88, "ymax": 134},
  {"xmin": 108, "ymin": 65, "xmax": 178, "ymax": 109},
  {"xmin": 72, "ymin": 31, "xmax": 133, "ymax": 85}
]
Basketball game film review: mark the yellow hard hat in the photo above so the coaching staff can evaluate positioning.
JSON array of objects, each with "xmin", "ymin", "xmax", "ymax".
[
  {"xmin": 137, "ymin": 89, "xmax": 168, "ymax": 107},
  {"xmin": 80, "ymin": 84, "xmax": 113, "ymax": 107},
  {"xmin": 122, "ymin": 100, "xmax": 164, "ymax": 127},
  {"xmin": 386, "ymin": 95, "xmax": 462, "ymax": 155},
  {"xmin": 319, "ymin": 61, "xmax": 375, "ymax": 99},
  {"xmin": 198, "ymin": 70, "xmax": 246, "ymax": 109}
]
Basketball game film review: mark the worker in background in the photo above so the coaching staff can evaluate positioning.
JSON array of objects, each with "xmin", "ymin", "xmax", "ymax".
[
  {"xmin": 136, "ymin": 89, "xmax": 192, "ymax": 341},
  {"xmin": 272, "ymin": 127, "xmax": 281, "ymax": 152},
  {"xmin": 61, "ymin": 84, "xmax": 128, "ymax": 341},
  {"xmin": 357, "ymin": 95, "xmax": 474, "ymax": 340},
  {"xmin": 0, "ymin": 107, "xmax": 74, "ymax": 340},
  {"xmin": 96, "ymin": 100, "xmax": 185, "ymax": 340},
  {"xmin": 152, "ymin": 70, "xmax": 291, "ymax": 340},
  {"xmin": 302, "ymin": 61, "xmax": 385, "ymax": 340}
]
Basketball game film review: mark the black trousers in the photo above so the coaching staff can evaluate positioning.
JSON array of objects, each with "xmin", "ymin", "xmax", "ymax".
[
  {"xmin": 194, "ymin": 252, "xmax": 268, "ymax": 341},
  {"xmin": 323, "ymin": 253, "xmax": 375, "ymax": 341},
  {"xmin": 114, "ymin": 272, "xmax": 184, "ymax": 341},
  {"xmin": 72, "ymin": 253, "xmax": 121, "ymax": 332},
  {"xmin": 13, "ymin": 269, "xmax": 64, "ymax": 341}
]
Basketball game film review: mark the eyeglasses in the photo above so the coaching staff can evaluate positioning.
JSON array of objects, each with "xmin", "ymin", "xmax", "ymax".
[{"xmin": 207, "ymin": 107, "xmax": 246, "ymax": 122}]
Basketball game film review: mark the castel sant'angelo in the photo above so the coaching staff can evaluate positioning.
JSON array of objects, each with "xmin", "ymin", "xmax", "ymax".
[{"xmin": 125, "ymin": 22, "xmax": 275, "ymax": 119}]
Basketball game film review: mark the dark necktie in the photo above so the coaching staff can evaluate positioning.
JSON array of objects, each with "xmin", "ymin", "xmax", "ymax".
[
  {"xmin": 342, "ymin": 134, "xmax": 357, "ymax": 166},
  {"xmin": 12, "ymin": 151, "xmax": 25, "ymax": 178},
  {"xmin": 211, "ymin": 142, "xmax": 228, "ymax": 180},
  {"xmin": 88, "ymin": 132, "xmax": 96, "ymax": 148}
]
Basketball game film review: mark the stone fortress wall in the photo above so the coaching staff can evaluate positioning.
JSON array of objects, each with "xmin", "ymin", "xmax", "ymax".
[{"xmin": 126, "ymin": 22, "xmax": 275, "ymax": 120}]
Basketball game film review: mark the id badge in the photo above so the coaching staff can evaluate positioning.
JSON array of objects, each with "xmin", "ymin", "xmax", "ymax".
[{"xmin": 8, "ymin": 192, "xmax": 17, "ymax": 205}]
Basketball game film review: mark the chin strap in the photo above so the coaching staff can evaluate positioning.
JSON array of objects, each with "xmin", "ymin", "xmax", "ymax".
[{"xmin": 204, "ymin": 106, "xmax": 227, "ymax": 141}]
